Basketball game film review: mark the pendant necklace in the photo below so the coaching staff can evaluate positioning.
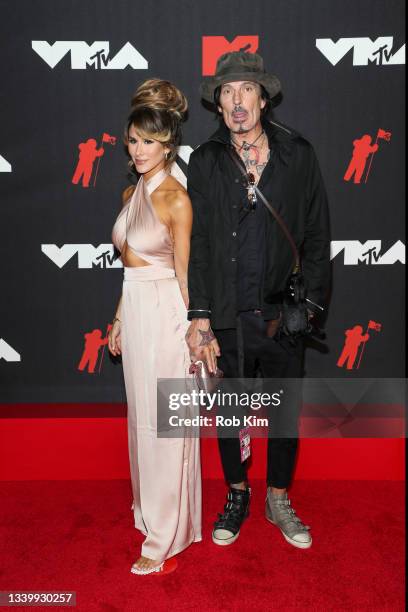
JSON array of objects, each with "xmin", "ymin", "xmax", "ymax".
[
  {"xmin": 230, "ymin": 129, "xmax": 265, "ymax": 154},
  {"xmin": 231, "ymin": 130, "xmax": 266, "ymax": 207}
]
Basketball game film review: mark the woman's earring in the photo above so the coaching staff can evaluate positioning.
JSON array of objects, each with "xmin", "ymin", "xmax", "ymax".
[
  {"xmin": 128, "ymin": 159, "xmax": 134, "ymax": 168},
  {"xmin": 164, "ymin": 151, "xmax": 170, "ymax": 161}
]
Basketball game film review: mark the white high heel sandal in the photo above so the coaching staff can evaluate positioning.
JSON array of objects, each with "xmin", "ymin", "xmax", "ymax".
[{"xmin": 130, "ymin": 561, "xmax": 164, "ymax": 576}]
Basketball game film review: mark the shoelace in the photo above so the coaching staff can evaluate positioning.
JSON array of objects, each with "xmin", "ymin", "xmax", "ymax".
[
  {"xmin": 273, "ymin": 499, "xmax": 310, "ymax": 531},
  {"xmin": 216, "ymin": 494, "xmax": 245, "ymax": 525}
]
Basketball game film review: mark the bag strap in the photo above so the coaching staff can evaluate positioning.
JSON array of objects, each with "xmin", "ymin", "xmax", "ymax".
[{"xmin": 227, "ymin": 146, "xmax": 300, "ymax": 273}]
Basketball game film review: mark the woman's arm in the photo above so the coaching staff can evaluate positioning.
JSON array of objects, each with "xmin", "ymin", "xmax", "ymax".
[
  {"xmin": 108, "ymin": 294, "xmax": 122, "ymax": 356},
  {"xmin": 108, "ymin": 185, "xmax": 134, "ymax": 356},
  {"xmin": 114, "ymin": 294, "xmax": 122, "ymax": 320},
  {"xmin": 169, "ymin": 190, "xmax": 193, "ymax": 308}
]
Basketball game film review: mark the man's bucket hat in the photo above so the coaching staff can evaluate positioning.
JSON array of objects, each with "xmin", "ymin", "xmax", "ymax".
[{"xmin": 200, "ymin": 50, "xmax": 281, "ymax": 104}]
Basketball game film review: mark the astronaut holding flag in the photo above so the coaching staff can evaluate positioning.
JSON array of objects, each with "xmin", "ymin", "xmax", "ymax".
[
  {"xmin": 344, "ymin": 128, "xmax": 392, "ymax": 185},
  {"xmin": 337, "ymin": 320, "xmax": 382, "ymax": 370},
  {"xmin": 71, "ymin": 132, "xmax": 117, "ymax": 188}
]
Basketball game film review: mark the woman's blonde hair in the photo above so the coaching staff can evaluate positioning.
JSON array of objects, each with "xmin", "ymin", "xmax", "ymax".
[{"xmin": 125, "ymin": 79, "xmax": 188, "ymax": 169}]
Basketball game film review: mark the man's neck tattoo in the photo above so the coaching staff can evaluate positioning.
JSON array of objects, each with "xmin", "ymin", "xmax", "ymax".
[
  {"xmin": 231, "ymin": 129, "xmax": 264, "ymax": 152},
  {"xmin": 231, "ymin": 130, "xmax": 270, "ymax": 182}
]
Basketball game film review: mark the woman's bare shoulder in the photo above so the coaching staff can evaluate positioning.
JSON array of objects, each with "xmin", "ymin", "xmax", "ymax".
[
  {"xmin": 166, "ymin": 189, "xmax": 191, "ymax": 214},
  {"xmin": 162, "ymin": 175, "xmax": 187, "ymax": 192},
  {"xmin": 159, "ymin": 175, "xmax": 190, "ymax": 208}
]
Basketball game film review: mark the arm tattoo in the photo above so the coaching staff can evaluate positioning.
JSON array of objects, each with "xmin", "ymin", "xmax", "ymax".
[{"xmin": 198, "ymin": 328, "xmax": 215, "ymax": 346}]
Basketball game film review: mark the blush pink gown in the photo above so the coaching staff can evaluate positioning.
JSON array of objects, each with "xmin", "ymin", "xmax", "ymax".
[{"xmin": 112, "ymin": 168, "xmax": 202, "ymax": 562}]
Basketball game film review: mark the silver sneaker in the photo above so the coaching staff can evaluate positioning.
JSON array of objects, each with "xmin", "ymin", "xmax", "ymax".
[{"xmin": 265, "ymin": 491, "xmax": 312, "ymax": 549}]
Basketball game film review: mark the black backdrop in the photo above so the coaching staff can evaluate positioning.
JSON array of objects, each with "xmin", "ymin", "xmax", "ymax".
[{"xmin": 0, "ymin": 0, "xmax": 405, "ymax": 403}]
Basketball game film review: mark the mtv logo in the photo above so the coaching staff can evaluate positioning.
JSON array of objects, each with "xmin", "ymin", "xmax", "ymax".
[
  {"xmin": 0, "ymin": 339, "xmax": 21, "ymax": 362},
  {"xmin": 202, "ymin": 36, "xmax": 259, "ymax": 75}
]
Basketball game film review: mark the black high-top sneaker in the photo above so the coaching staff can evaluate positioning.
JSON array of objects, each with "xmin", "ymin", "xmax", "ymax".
[{"xmin": 212, "ymin": 486, "xmax": 251, "ymax": 546}]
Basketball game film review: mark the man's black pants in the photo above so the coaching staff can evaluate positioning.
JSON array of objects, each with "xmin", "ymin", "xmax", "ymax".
[{"xmin": 215, "ymin": 311, "xmax": 304, "ymax": 489}]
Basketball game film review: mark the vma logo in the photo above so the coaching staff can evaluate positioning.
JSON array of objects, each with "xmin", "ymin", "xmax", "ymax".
[
  {"xmin": 330, "ymin": 241, "xmax": 405, "ymax": 265},
  {"xmin": 42, "ymin": 245, "xmax": 122, "ymax": 269},
  {"xmin": 32, "ymin": 41, "xmax": 148, "ymax": 69},
  {"xmin": 202, "ymin": 36, "xmax": 259, "ymax": 75},
  {"xmin": 316, "ymin": 37, "xmax": 405, "ymax": 66}
]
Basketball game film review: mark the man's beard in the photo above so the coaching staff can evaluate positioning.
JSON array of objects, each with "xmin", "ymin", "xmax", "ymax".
[
  {"xmin": 230, "ymin": 106, "xmax": 252, "ymax": 134},
  {"xmin": 233, "ymin": 126, "xmax": 250, "ymax": 134}
]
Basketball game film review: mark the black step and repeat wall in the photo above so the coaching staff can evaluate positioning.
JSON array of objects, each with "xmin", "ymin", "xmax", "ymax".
[{"xmin": 0, "ymin": 0, "xmax": 405, "ymax": 404}]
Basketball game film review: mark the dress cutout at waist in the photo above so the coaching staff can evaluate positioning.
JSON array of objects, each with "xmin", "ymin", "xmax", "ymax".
[{"xmin": 112, "ymin": 169, "xmax": 174, "ymax": 268}]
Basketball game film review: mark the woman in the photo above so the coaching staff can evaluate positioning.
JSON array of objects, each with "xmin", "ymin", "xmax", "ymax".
[{"xmin": 109, "ymin": 79, "xmax": 201, "ymax": 575}]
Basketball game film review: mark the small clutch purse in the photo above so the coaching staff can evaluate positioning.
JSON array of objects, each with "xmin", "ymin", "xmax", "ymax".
[{"xmin": 189, "ymin": 360, "xmax": 224, "ymax": 394}]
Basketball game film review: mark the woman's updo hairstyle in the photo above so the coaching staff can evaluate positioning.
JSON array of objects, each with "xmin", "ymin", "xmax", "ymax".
[{"xmin": 125, "ymin": 79, "xmax": 188, "ymax": 170}]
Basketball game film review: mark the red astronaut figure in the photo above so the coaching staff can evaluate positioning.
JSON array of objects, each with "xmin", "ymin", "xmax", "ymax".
[
  {"xmin": 337, "ymin": 325, "xmax": 370, "ymax": 370},
  {"xmin": 78, "ymin": 329, "xmax": 109, "ymax": 374},
  {"xmin": 72, "ymin": 138, "xmax": 104, "ymax": 188},
  {"xmin": 344, "ymin": 135, "xmax": 378, "ymax": 184}
]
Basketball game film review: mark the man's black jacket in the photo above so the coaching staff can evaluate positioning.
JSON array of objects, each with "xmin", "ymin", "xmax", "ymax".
[{"xmin": 187, "ymin": 118, "xmax": 331, "ymax": 329}]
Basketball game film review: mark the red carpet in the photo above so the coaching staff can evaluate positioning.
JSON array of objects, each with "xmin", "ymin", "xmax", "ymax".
[{"xmin": 0, "ymin": 480, "xmax": 405, "ymax": 611}]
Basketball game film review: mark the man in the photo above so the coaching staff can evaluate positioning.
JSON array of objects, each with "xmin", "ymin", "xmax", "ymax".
[{"xmin": 186, "ymin": 51, "xmax": 330, "ymax": 549}]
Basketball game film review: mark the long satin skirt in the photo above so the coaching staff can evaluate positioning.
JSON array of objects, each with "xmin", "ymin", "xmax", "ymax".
[{"xmin": 121, "ymin": 265, "xmax": 202, "ymax": 562}]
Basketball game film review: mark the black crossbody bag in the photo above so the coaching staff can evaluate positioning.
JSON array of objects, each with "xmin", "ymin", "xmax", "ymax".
[{"xmin": 227, "ymin": 146, "xmax": 324, "ymax": 343}]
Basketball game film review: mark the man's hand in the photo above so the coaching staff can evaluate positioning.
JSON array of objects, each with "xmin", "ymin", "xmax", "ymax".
[{"xmin": 185, "ymin": 318, "xmax": 221, "ymax": 373}]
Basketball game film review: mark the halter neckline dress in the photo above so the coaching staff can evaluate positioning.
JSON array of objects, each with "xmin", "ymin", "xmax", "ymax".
[{"xmin": 112, "ymin": 169, "xmax": 202, "ymax": 562}]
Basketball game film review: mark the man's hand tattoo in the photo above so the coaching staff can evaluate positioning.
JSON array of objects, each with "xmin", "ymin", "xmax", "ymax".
[{"xmin": 198, "ymin": 328, "xmax": 215, "ymax": 346}]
